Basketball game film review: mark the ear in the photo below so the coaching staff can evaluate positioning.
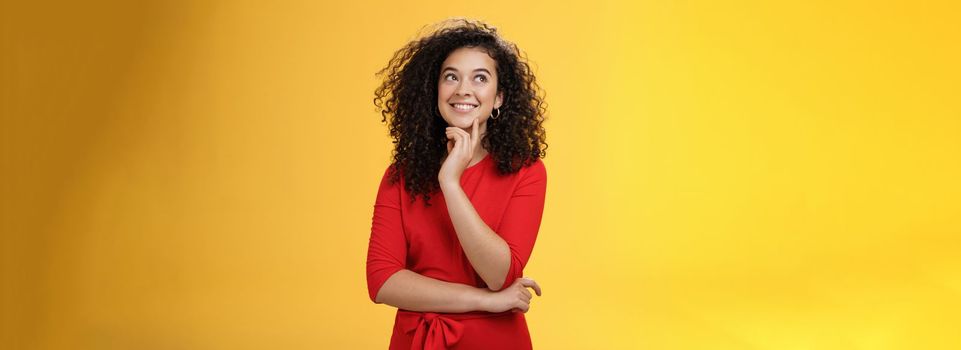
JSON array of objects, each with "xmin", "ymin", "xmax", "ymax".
[{"xmin": 494, "ymin": 91, "xmax": 504, "ymax": 109}]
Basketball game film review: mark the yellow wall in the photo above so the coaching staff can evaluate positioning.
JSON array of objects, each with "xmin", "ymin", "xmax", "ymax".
[{"xmin": 2, "ymin": 1, "xmax": 959, "ymax": 349}]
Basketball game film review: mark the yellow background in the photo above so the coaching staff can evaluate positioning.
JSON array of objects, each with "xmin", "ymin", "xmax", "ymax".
[{"xmin": 2, "ymin": 0, "xmax": 959, "ymax": 349}]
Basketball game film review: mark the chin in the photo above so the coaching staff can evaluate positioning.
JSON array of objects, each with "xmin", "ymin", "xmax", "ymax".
[
  {"xmin": 443, "ymin": 114, "xmax": 476, "ymax": 128},
  {"xmin": 460, "ymin": 117, "xmax": 483, "ymax": 128}
]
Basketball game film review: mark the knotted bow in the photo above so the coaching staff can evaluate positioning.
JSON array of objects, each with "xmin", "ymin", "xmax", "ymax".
[{"xmin": 401, "ymin": 312, "xmax": 466, "ymax": 350}]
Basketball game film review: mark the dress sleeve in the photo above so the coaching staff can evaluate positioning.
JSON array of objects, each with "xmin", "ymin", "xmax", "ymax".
[
  {"xmin": 366, "ymin": 165, "xmax": 407, "ymax": 303},
  {"xmin": 497, "ymin": 160, "xmax": 547, "ymax": 289}
]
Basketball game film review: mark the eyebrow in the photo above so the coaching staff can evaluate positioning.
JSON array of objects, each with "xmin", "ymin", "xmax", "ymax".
[{"xmin": 441, "ymin": 67, "xmax": 492, "ymax": 75}]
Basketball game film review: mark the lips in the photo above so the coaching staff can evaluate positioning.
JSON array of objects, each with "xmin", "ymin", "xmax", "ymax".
[{"xmin": 450, "ymin": 103, "xmax": 478, "ymax": 112}]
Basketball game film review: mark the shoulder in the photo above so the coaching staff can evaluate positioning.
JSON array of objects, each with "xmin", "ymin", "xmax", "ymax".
[
  {"xmin": 524, "ymin": 158, "xmax": 546, "ymax": 177},
  {"xmin": 379, "ymin": 162, "xmax": 404, "ymax": 189},
  {"xmin": 514, "ymin": 158, "xmax": 546, "ymax": 186}
]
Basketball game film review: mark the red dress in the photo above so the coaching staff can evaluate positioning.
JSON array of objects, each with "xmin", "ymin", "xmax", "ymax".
[{"xmin": 366, "ymin": 153, "xmax": 547, "ymax": 350}]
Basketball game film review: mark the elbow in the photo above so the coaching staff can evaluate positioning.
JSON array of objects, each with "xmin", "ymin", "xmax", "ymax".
[
  {"xmin": 370, "ymin": 284, "xmax": 390, "ymax": 305},
  {"xmin": 368, "ymin": 268, "xmax": 403, "ymax": 305},
  {"xmin": 486, "ymin": 253, "xmax": 524, "ymax": 292},
  {"xmin": 484, "ymin": 265, "xmax": 514, "ymax": 292},
  {"xmin": 369, "ymin": 279, "xmax": 392, "ymax": 305},
  {"xmin": 485, "ymin": 281, "xmax": 505, "ymax": 292},
  {"xmin": 367, "ymin": 277, "xmax": 386, "ymax": 304}
]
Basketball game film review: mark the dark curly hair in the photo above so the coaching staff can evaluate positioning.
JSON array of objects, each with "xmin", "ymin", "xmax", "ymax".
[{"xmin": 374, "ymin": 18, "xmax": 548, "ymax": 206}]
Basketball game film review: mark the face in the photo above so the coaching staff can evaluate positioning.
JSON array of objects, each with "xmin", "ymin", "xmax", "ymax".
[{"xmin": 437, "ymin": 47, "xmax": 504, "ymax": 130}]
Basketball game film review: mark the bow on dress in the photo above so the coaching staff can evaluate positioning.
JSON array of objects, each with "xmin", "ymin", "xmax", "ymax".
[{"xmin": 402, "ymin": 312, "xmax": 466, "ymax": 350}]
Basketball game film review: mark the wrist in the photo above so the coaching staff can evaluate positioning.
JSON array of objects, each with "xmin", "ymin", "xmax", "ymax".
[{"xmin": 466, "ymin": 287, "xmax": 492, "ymax": 312}]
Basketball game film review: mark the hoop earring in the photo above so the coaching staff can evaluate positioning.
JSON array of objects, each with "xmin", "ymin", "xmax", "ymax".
[{"xmin": 490, "ymin": 107, "xmax": 501, "ymax": 120}]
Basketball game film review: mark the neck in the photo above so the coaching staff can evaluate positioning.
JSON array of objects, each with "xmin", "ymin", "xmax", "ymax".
[{"xmin": 469, "ymin": 146, "xmax": 488, "ymax": 167}]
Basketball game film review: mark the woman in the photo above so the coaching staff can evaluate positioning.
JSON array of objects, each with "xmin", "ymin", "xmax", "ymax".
[{"xmin": 366, "ymin": 18, "xmax": 548, "ymax": 350}]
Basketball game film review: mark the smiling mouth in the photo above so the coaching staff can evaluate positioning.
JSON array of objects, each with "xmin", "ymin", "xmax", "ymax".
[{"xmin": 450, "ymin": 103, "xmax": 478, "ymax": 112}]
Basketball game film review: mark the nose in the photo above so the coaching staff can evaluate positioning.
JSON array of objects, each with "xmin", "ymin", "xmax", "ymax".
[{"xmin": 455, "ymin": 81, "xmax": 472, "ymax": 97}]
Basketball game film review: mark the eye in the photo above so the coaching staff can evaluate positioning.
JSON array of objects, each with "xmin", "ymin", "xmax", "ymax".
[
  {"xmin": 474, "ymin": 75, "xmax": 488, "ymax": 83},
  {"xmin": 443, "ymin": 73, "xmax": 458, "ymax": 81}
]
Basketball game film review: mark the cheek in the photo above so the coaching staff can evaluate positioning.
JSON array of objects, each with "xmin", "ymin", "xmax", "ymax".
[
  {"xmin": 436, "ymin": 84, "xmax": 453, "ymax": 100},
  {"xmin": 479, "ymin": 86, "xmax": 498, "ymax": 103}
]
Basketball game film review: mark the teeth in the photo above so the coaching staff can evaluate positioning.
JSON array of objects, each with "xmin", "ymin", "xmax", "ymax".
[{"xmin": 453, "ymin": 103, "xmax": 477, "ymax": 110}]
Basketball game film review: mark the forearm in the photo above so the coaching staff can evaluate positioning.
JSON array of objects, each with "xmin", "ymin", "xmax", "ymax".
[
  {"xmin": 375, "ymin": 269, "xmax": 490, "ymax": 313},
  {"xmin": 440, "ymin": 181, "xmax": 511, "ymax": 290}
]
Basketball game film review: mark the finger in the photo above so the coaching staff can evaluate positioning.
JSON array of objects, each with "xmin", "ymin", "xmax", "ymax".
[
  {"xmin": 446, "ymin": 132, "xmax": 458, "ymax": 153},
  {"xmin": 450, "ymin": 127, "xmax": 468, "ymax": 140},
  {"xmin": 520, "ymin": 293, "xmax": 531, "ymax": 303},
  {"xmin": 517, "ymin": 302, "xmax": 530, "ymax": 313},
  {"xmin": 451, "ymin": 127, "xmax": 469, "ymax": 138},
  {"xmin": 520, "ymin": 288, "xmax": 532, "ymax": 299},
  {"xmin": 521, "ymin": 277, "xmax": 542, "ymax": 296},
  {"xmin": 471, "ymin": 118, "xmax": 479, "ymax": 151},
  {"xmin": 457, "ymin": 133, "xmax": 466, "ymax": 152},
  {"xmin": 450, "ymin": 128, "xmax": 468, "ymax": 155},
  {"xmin": 447, "ymin": 130, "xmax": 462, "ymax": 147},
  {"xmin": 449, "ymin": 128, "xmax": 471, "ymax": 159}
]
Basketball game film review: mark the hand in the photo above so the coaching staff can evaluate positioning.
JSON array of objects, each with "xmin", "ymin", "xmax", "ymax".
[
  {"xmin": 480, "ymin": 277, "xmax": 542, "ymax": 313},
  {"xmin": 439, "ymin": 118, "xmax": 481, "ymax": 185}
]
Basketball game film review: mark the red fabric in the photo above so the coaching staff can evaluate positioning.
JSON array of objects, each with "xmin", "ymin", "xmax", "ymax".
[
  {"xmin": 367, "ymin": 154, "xmax": 547, "ymax": 350},
  {"xmin": 397, "ymin": 311, "xmax": 465, "ymax": 350},
  {"xmin": 392, "ymin": 310, "xmax": 532, "ymax": 350}
]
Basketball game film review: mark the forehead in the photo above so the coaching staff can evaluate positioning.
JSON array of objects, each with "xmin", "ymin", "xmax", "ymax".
[{"xmin": 441, "ymin": 47, "xmax": 496, "ymax": 72}]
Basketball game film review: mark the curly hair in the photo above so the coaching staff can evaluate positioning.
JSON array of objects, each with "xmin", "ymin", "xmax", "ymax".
[{"xmin": 374, "ymin": 18, "xmax": 548, "ymax": 206}]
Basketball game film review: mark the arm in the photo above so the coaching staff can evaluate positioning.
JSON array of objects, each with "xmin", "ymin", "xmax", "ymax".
[
  {"xmin": 441, "ymin": 160, "xmax": 548, "ymax": 291},
  {"xmin": 440, "ymin": 181, "xmax": 511, "ymax": 290},
  {"xmin": 364, "ymin": 164, "xmax": 486, "ymax": 312},
  {"xmin": 366, "ymin": 164, "xmax": 535, "ymax": 313},
  {"xmin": 374, "ymin": 269, "xmax": 487, "ymax": 312},
  {"xmin": 377, "ymin": 269, "xmax": 543, "ymax": 314}
]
